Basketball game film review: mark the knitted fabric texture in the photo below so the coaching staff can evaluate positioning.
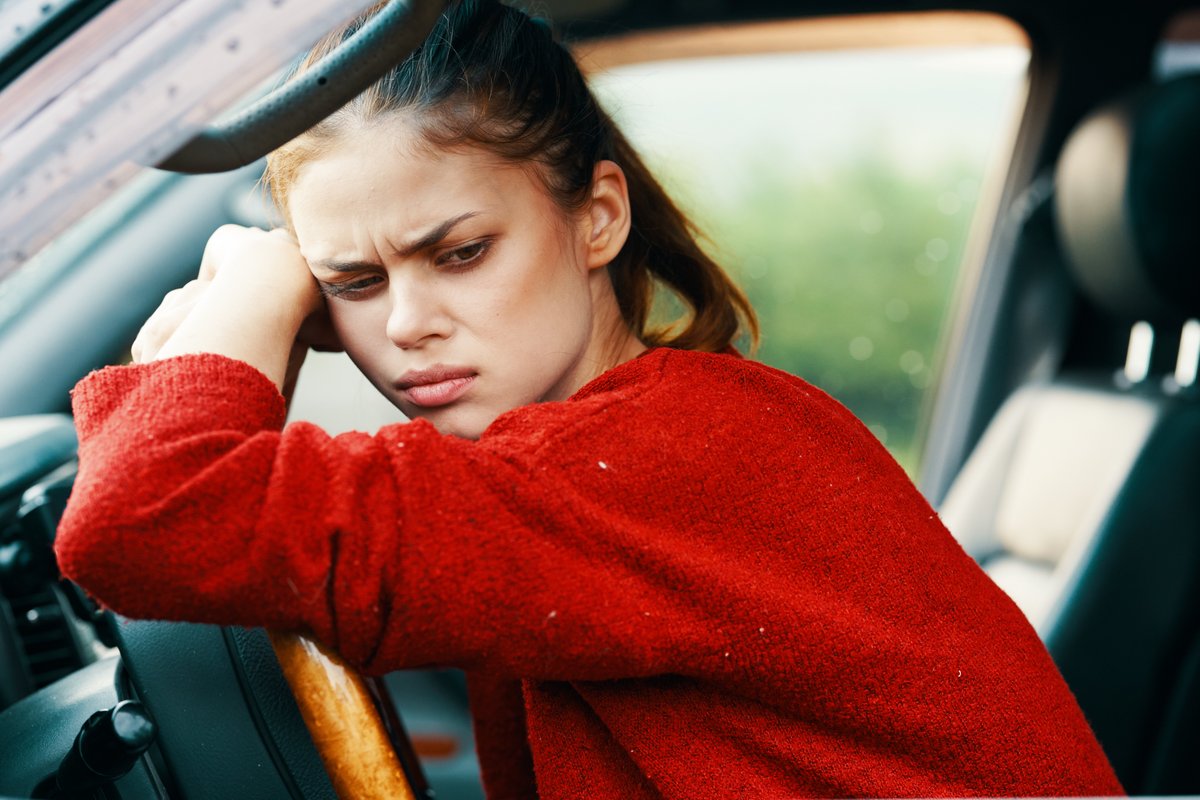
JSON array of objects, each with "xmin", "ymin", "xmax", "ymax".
[{"xmin": 56, "ymin": 348, "xmax": 1123, "ymax": 799}]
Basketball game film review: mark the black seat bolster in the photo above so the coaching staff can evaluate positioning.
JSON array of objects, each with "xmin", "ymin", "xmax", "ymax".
[
  {"xmin": 1142, "ymin": 630, "xmax": 1200, "ymax": 794},
  {"xmin": 1043, "ymin": 401, "xmax": 1200, "ymax": 789}
]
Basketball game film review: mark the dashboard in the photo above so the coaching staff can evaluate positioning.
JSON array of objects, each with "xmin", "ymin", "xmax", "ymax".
[{"xmin": 0, "ymin": 414, "xmax": 344, "ymax": 799}]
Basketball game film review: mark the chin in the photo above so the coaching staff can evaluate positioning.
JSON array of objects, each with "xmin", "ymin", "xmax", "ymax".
[{"xmin": 408, "ymin": 405, "xmax": 498, "ymax": 441}]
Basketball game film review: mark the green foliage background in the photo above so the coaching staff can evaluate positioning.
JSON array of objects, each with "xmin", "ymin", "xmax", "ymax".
[{"xmin": 646, "ymin": 154, "xmax": 981, "ymax": 475}]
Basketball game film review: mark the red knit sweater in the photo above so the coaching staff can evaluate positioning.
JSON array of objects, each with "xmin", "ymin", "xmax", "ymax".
[{"xmin": 56, "ymin": 348, "xmax": 1122, "ymax": 799}]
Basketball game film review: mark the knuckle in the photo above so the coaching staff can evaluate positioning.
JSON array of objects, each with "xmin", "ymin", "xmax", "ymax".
[{"xmin": 212, "ymin": 223, "xmax": 244, "ymax": 239}]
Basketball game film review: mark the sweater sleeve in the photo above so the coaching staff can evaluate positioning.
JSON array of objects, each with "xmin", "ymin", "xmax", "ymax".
[{"xmin": 55, "ymin": 353, "xmax": 720, "ymax": 678}]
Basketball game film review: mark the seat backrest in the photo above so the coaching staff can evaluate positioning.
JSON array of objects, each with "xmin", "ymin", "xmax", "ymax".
[
  {"xmin": 939, "ymin": 73, "xmax": 1200, "ymax": 792},
  {"xmin": 945, "ymin": 382, "xmax": 1164, "ymax": 628}
]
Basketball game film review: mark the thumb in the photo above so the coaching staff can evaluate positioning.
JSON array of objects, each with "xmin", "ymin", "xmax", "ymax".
[{"xmin": 299, "ymin": 305, "xmax": 343, "ymax": 352}]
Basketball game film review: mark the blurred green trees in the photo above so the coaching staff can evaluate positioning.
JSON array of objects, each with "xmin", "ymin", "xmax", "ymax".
[{"xmin": 663, "ymin": 154, "xmax": 980, "ymax": 474}]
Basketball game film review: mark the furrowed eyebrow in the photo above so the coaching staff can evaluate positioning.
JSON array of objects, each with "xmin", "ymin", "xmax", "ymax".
[
  {"xmin": 313, "ymin": 258, "xmax": 379, "ymax": 273},
  {"xmin": 311, "ymin": 211, "xmax": 481, "ymax": 274},
  {"xmin": 394, "ymin": 211, "xmax": 480, "ymax": 257}
]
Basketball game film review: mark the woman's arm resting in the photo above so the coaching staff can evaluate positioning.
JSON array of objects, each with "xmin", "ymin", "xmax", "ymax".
[{"xmin": 55, "ymin": 354, "xmax": 710, "ymax": 679}]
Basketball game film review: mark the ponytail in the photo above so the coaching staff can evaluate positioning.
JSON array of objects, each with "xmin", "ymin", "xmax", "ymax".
[{"xmin": 605, "ymin": 126, "xmax": 758, "ymax": 350}]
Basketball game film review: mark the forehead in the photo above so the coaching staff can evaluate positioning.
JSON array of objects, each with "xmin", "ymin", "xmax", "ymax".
[{"xmin": 286, "ymin": 122, "xmax": 556, "ymax": 255}]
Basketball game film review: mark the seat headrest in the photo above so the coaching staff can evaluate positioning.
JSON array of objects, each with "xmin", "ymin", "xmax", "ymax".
[{"xmin": 1054, "ymin": 74, "xmax": 1200, "ymax": 322}]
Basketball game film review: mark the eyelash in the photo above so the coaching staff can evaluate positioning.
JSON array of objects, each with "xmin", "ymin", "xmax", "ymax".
[
  {"xmin": 319, "ymin": 240, "xmax": 493, "ymax": 300},
  {"xmin": 318, "ymin": 276, "xmax": 382, "ymax": 300},
  {"xmin": 436, "ymin": 239, "xmax": 492, "ymax": 271}
]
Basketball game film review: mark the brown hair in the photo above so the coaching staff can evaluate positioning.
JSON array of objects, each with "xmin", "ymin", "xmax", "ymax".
[{"xmin": 265, "ymin": 0, "xmax": 758, "ymax": 352}]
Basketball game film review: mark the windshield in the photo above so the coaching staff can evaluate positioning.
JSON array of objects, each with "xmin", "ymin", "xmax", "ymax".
[
  {"xmin": 0, "ymin": 170, "xmax": 174, "ymax": 337},
  {"xmin": 0, "ymin": 0, "xmax": 379, "ymax": 283},
  {"xmin": 0, "ymin": 0, "xmax": 117, "ymax": 85}
]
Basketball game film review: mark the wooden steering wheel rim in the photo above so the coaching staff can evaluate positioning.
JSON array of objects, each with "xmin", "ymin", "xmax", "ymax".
[{"xmin": 268, "ymin": 632, "xmax": 419, "ymax": 799}]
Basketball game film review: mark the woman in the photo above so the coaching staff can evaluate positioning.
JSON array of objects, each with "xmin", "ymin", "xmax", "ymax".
[{"xmin": 56, "ymin": 1, "xmax": 1122, "ymax": 798}]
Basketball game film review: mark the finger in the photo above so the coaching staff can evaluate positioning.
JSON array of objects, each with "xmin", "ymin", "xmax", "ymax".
[
  {"xmin": 156, "ymin": 279, "xmax": 207, "ymax": 312},
  {"xmin": 132, "ymin": 308, "xmax": 186, "ymax": 363},
  {"xmin": 131, "ymin": 281, "xmax": 210, "ymax": 362},
  {"xmin": 269, "ymin": 227, "xmax": 299, "ymax": 246},
  {"xmin": 198, "ymin": 225, "xmax": 233, "ymax": 281},
  {"xmin": 198, "ymin": 224, "xmax": 261, "ymax": 281}
]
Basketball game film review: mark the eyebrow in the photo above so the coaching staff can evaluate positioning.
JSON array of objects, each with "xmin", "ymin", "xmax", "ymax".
[{"xmin": 312, "ymin": 212, "xmax": 481, "ymax": 273}]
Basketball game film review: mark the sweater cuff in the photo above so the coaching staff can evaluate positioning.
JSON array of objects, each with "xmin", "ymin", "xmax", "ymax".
[{"xmin": 71, "ymin": 353, "xmax": 287, "ymax": 439}]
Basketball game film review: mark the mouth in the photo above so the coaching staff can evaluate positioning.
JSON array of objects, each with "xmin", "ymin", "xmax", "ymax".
[{"xmin": 395, "ymin": 366, "xmax": 477, "ymax": 408}]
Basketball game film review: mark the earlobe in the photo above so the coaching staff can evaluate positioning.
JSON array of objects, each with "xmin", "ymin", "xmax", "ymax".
[{"xmin": 585, "ymin": 160, "xmax": 632, "ymax": 271}]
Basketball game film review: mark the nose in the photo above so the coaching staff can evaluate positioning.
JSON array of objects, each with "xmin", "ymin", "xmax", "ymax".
[{"xmin": 385, "ymin": 276, "xmax": 452, "ymax": 349}]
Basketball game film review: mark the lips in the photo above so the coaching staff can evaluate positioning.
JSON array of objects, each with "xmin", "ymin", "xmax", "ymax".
[{"xmin": 395, "ymin": 366, "xmax": 477, "ymax": 408}]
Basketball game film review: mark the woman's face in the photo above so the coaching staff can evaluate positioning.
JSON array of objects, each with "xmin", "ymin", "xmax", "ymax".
[{"xmin": 287, "ymin": 121, "xmax": 631, "ymax": 439}]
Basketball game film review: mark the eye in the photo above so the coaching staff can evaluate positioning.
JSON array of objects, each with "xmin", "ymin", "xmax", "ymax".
[
  {"xmin": 436, "ymin": 239, "xmax": 492, "ymax": 270},
  {"xmin": 318, "ymin": 275, "xmax": 383, "ymax": 300}
]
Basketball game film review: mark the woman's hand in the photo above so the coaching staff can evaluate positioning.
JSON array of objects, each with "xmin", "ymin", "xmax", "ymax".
[
  {"xmin": 135, "ymin": 225, "xmax": 333, "ymax": 392},
  {"xmin": 194, "ymin": 225, "xmax": 316, "ymax": 294},
  {"xmin": 131, "ymin": 278, "xmax": 210, "ymax": 364}
]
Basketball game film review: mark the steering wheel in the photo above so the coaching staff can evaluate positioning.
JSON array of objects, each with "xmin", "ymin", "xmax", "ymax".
[
  {"xmin": 115, "ymin": 619, "xmax": 431, "ymax": 797},
  {"xmin": 0, "ymin": 417, "xmax": 432, "ymax": 797}
]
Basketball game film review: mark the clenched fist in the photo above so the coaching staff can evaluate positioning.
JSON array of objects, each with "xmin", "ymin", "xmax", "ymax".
[{"xmin": 133, "ymin": 225, "xmax": 337, "ymax": 394}]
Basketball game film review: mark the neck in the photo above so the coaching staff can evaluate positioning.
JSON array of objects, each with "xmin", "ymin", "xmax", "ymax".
[
  {"xmin": 545, "ymin": 270, "xmax": 646, "ymax": 402},
  {"xmin": 588, "ymin": 267, "xmax": 648, "ymax": 375}
]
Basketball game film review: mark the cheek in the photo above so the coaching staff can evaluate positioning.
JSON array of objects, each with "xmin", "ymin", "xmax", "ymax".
[
  {"xmin": 327, "ymin": 300, "xmax": 389, "ymax": 360},
  {"xmin": 496, "ymin": 236, "xmax": 591, "ymax": 326}
]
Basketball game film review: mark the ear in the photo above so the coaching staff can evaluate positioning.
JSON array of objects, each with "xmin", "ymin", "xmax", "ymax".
[{"xmin": 583, "ymin": 160, "xmax": 632, "ymax": 271}]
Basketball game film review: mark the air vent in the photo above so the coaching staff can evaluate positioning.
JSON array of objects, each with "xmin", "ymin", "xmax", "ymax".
[{"xmin": 4, "ymin": 583, "xmax": 84, "ymax": 688}]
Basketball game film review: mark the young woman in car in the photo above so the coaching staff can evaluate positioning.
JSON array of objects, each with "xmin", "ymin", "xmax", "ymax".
[{"xmin": 56, "ymin": 1, "xmax": 1123, "ymax": 797}]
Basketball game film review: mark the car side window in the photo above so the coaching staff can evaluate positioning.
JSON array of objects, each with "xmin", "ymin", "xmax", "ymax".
[
  {"xmin": 578, "ymin": 13, "xmax": 1030, "ymax": 476},
  {"xmin": 1156, "ymin": 8, "xmax": 1200, "ymax": 78}
]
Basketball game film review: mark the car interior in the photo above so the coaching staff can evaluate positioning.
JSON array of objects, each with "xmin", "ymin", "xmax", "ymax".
[
  {"xmin": 1, "ymin": 0, "xmax": 1198, "ymax": 798},
  {"xmin": 939, "ymin": 70, "xmax": 1200, "ymax": 792}
]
